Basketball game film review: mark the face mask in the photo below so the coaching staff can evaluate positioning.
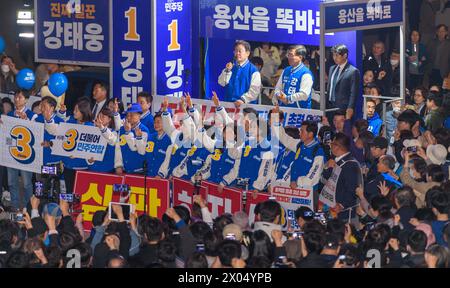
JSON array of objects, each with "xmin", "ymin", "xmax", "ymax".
[
  {"xmin": 409, "ymin": 168, "xmax": 416, "ymax": 179},
  {"xmin": 393, "ymin": 106, "xmax": 401, "ymax": 113},
  {"xmin": 390, "ymin": 59, "xmax": 399, "ymax": 66},
  {"xmin": 1, "ymin": 64, "xmax": 10, "ymax": 73}
]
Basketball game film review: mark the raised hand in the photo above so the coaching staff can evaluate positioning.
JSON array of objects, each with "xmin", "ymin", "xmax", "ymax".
[{"xmin": 212, "ymin": 91, "xmax": 220, "ymax": 107}]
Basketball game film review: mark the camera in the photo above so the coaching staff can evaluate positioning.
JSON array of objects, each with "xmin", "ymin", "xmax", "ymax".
[
  {"xmin": 323, "ymin": 131, "xmax": 332, "ymax": 144},
  {"xmin": 113, "ymin": 184, "xmax": 130, "ymax": 194},
  {"xmin": 225, "ymin": 233, "xmax": 236, "ymax": 240},
  {"xmin": 10, "ymin": 213, "xmax": 24, "ymax": 222},
  {"xmin": 41, "ymin": 164, "xmax": 62, "ymax": 177},
  {"xmin": 236, "ymin": 178, "xmax": 249, "ymax": 188},
  {"xmin": 287, "ymin": 231, "xmax": 303, "ymax": 239},
  {"xmin": 196, "ymin": 243, "xmax": 205, "ymax": 252},
  {"xmin": 407, "ymin": 146, "xmax": 417, "ymax": 153},
  {"xmin": 274, "ymin": 256, "xmax": 289, "ymax": 268},
  {"xmin": 314, "ymin": 212, "xmax": 328, "ymax": 225}
]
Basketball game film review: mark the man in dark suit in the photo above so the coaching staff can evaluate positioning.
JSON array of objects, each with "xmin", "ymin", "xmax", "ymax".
[
  {"xmin": 327, "ymin": 44, "xmax": 360, "ymax": 120},
  {"xmin": 322, "ymin": 133, "xmax": 362, "ymax": 223}
]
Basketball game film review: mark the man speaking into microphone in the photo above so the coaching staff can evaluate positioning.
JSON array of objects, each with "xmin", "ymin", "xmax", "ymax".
[{"xmin": 218, "ymin": 40, "xmax": 262, "ymax": 107}]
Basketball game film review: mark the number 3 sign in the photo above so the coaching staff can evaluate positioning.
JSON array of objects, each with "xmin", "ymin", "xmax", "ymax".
[{"xmin": 0, "ymin": 116, "xmax": 45, "ymax": 173}]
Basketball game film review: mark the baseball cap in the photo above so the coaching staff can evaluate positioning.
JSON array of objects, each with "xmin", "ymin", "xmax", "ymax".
[{"xmin": 125, "ymin": 103, "xmax": 143, "ymax": 114}]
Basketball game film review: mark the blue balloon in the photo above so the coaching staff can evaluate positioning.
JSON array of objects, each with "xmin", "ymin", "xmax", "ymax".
[
  {"xmin": 48, "ymin": 73, "xmax": 68, "ymax": 97},
  {"xmin": 0, "ymin": 36, "xmax": 5, "ymax": 54},
  {"xmin": 16, "ymin": 68, "xmax": 35, "ymax": 90}
]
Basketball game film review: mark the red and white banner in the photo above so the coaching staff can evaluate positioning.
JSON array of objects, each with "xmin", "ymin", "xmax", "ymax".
[
  {"xmin": 202, "ymin": 181, "xmax": 242, "ymax": 219},
  {"xmin": 172, "ymin": 178, "xmax": 208, "ymax": 215},
  {"xmin": 74, "ymin": 171, "xmax": 170, "ymax": 231}
]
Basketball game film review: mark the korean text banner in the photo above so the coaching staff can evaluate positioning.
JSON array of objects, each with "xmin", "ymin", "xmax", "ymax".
[
  {"xmin": 153, "ymin": 95, "xmax": 323, "ymax": 128},
  {"xmin": 51, "ymin": 123, "xmax": 108, "ymax": 161},
  {"xmin": 200, "ymin": 0, "xmax": 324, "ymax": 45},
  {"xmin": 74, "ymin": 171, "xmax": 170, "ymax": 231},
  {"xmin": 0, "ymin": 116, "xmax": 44, "ymax": 174},
  {"xmin": 112, "ymin": 0, "xmax": 152, "ymax": 107},
  {"xmin": 272, "ymin": 186, "xmax": 314, "ymax": 230},
  {"xmin": 324, "ymin": 0, "xmax": 403, "ymax": 32},
  {"xmin": 35, "ymin": 0, "xmax": 110, "ymax": 66},
  {"xmin": 156, "ymin": 0, "xmax": 192, "ymax": 98}
]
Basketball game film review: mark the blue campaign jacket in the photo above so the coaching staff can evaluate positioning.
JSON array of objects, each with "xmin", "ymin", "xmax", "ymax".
[
  {"xmin": 118, "ymin": 122, "xmax": 149, "ymax": 173},
  {"xmin": 226, "ymin": 60, "xmax": 259, "ymax": 103},
  {"xmin": 145, "ymin": 132, "xmax": 171, "ymax": 177},
  {"xmin": 368, "ymin": 112, "xmax": 383, "ymax": 136},
  {"xmin": 280, "ymin": 64, "xmax": 314, "ymax": 109}
]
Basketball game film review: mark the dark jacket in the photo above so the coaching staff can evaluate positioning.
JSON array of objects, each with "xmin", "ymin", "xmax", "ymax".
[
  {"xmin": 296, "ymin": 252, "xmax": 329, "ymax": 268},
  {"xmin": 401, "ymin": 253, "xmax": 427, "ymax": 268},
  {"xmin": 396, "ymin": 206, "xmax": 417, "ymax": 232},
  {"xmin": 327, "ymin": 62, "xmax": 360, "ymax": 110},
  {"xmin": 128, "ymin": 243, "xmax": 159, "ymax": 268},
  {"xmin": 328, "ymin": 153, "xmax": 362, "ymax": 220}
]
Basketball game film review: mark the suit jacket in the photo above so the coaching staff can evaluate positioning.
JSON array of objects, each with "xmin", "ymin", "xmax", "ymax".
[{"xmin": 327, "ymin": 62, "xmax": 360, "ymax": 110}]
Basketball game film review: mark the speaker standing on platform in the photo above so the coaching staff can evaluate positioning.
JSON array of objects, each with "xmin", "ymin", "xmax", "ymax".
[
  {"xmin": 218, "ymin": 40, "xmax": 262, "ymax": 107},
  {"xmin": 273, "ymin": 45, "xmax": 314, "ymax": 109}
]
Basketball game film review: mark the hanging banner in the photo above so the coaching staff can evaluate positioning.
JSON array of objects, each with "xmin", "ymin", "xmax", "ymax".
[
  {"xmin": 0, "ymin": 116, "xmax": 44, "ymax": 174},
  {"xmin": 123, "ymin": 174, "xmax": 170, "ymax": 220},
  {"xmin": 74, "ymin": 171, "xmax": 124, "ymax": 231},
  {"xmin": 112, "ymin": 0, "xmax": 152, "ymax": 107},
  {"xmin": 74, "ymin": 171, "xmax": 170, "ymax": 231},
  {"xmin": 35, "ymin": 0, "xmax": 110, "ymax": 66},
  {"xmin": 323, "ymin": 0, "xmax": 403, "ymax": 33},
  {"xmin": 152, "ymin": 95, "xmax": 322, "ymax": 128},
  {"xmin": 202, "ymin": 181, "xmax": 242, "ymax": 219},
  {"xmin": 271, "ymin": 186, "xmax": 314, "ymax": 230},
  {"xmin": 172, "ymin": 177, "xmax": 209, "ymax": 214},
  {"xmin": 51, "ymin": 123, "xmax": 108, "ymax": 161},
  {"xmin": 156, "ymin": 0, "xmax": 192, "ymax": 97}
]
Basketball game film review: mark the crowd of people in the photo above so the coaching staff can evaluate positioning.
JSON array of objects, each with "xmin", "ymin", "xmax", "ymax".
[{"xmin": 0, "ymin": 2, "xmax": 450, "ymax": 269}]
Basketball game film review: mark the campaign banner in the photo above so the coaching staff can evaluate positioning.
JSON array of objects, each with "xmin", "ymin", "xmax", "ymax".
[
  {"xmin": 74, "ymin": 171, "xmax": 170, "ymax": 231},
  {"xmin": 73, "ymin": 171, "xmax": 124, "ymax": 231},
  {"xmin": 112, "ymin": 0, "xmax": 152, "ymax": 107},
  {"xmin": 202, "ymin": 181, "xmax": 242, "ymax": 219},
  {"xmin": 52, "ymin": 123, "xmax": 108, "ymax": 161},
  {"xmin": 323, "ymin": 0, "xmax": 403, "ymax": 32},
  {"xmin": 152, "ymin": 95, "xmax": 323, "ymax": 128},
  {"xmin": 156, "ymin": 0, "xmax": 192, "ymax": 98},
  {"xmin": 0, "ymin": 116, "xmax": 44, "ymax": 174},
  {"xmin": 123, "ymin": 174, "xmax": 170, "ymax": 220},
  {"xmin": 271, "ymin": 186, "xmax": 314, "ymax": 230},
  {"xmin": 245, "ymin": 191, "xmax": 271, "ymax": 225},
  {"xmin": 172, "ymin": 177, "xmax": 209, "ymax": 215},
  {"xmin": 35, "ymin": 0, "xmax": 110, "ymax": 66}
]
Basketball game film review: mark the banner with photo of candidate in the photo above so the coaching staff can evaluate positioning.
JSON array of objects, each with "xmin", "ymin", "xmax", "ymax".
[
  {"xmin": 0, "ymin": 116, "xmax": 45, "ymax": 173},
  {"xmin": 52, "ymin": 123, "xmax": 108, "ymax": 161}
]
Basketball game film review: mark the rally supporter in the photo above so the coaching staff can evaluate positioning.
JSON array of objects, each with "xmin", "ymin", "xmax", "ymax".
[
  {"xmin": 273, "ymin": 45, "xmax": 314, "ymax": 108},
  {"xmin": 144, "ymin": 112, "xmax": 172, "ymax": 178},
  {"xmin": 218, "ymin": 40, "xmax": 262, "ymax": 107},
  {"xmin": 117, "ymin": 103, "xmax": 149, "ymax": 174},
  {"xmin": 62, "ymin": 98, "xmax": 94, "ymax": 194},
  {"xmin": 90, "ymin": 108, "xmax": 123, "ymax": 174},
  {"xmin": 137, "ymin": 91, "xmax": 155, "ymax": 134},
  {"xmin": 366, "ymin": 99, "xmax": 383, "ymax": 136},
  {"xmin": 5, "ymin": 89, "xmax": 36, "ymax": 209},
  {"xmin": 270, "ymin": 106, "xmax": 325, "ymax": 207}
]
